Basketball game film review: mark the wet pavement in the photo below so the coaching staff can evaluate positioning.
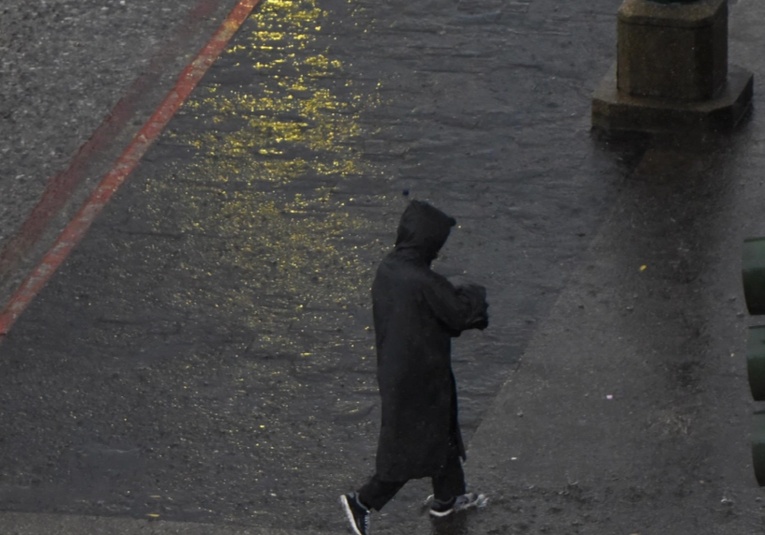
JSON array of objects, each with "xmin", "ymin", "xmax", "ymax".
[
  {"xmin": 1, "ymin": 0, "xmax": 765, "ymax": 534},
  {"xmin": 0, "ymin": 0, "xmax": 243, "ymax": 307}
]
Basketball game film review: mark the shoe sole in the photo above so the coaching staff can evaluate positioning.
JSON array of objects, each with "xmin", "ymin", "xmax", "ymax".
[
  {"xmin": 339, "ymin": 495, "xmax": 364, "ymax": 535},
  {"xmin": 428, "ymin": 493, "xmax": 489, "ymax": 518},
  {"xmin": 429, "ymin": 507, "xmax": 455, "ymax": 518}
]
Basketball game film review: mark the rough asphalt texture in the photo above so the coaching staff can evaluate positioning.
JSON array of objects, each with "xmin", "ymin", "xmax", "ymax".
[
  {"xmin": 1, "ymin": 0, "xmax": 764, "ymax": 534},
  {"xmin": 0, "ymin": 0, "xmax": 242, "ymax": 302}
]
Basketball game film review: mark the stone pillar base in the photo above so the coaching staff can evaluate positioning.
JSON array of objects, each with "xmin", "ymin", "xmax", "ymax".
[
  {"xmin": 592, "ymin": 62, "xmax": 753, "ymax": 133},
  {"xmin": 618, "ymin": 0, "xmax": 729, "ymax": 101},
  {"xmin": 592, "ymin": 0, "xmax": 753, "ymax": 133}
]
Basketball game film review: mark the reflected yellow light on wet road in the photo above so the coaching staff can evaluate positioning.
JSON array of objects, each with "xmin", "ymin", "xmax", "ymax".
[{"xmin": 152, "ymin": 0, "xmax": 386, "ymax": 358}]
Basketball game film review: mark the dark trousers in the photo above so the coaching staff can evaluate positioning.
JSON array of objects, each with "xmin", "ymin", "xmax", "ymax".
[{"xmin": 358, "ymin": 447, "xmax": 465, "ymax": 511}]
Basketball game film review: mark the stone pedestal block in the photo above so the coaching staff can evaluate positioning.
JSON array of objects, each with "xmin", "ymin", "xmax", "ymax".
[
  {"xmin": 618, "ymin": 0, "xmax": 727, "ymax": 101},
  {"xmin": 593, "ymin": 63, "xmax": 752, "ymax": 133},
  {"xmin": 592, "ymin": 0, "xmax": 753, "ymax": 133}
]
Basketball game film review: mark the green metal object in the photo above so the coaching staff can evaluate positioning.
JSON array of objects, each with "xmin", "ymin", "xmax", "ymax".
[
  {"xmin": 743, "ymin": 238, "xmax": 765, "ymax": 315},
  {"xmin": 748, "ymin": 326, "xmax": 765, "ymax": 401},
  {"xmin": 753, "ymin": 411, "xmax": 765, "ymax": 486}
]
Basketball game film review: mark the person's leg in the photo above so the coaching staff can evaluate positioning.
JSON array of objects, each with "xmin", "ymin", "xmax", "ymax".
[
  {"xmin": 432, "ymin": 446, "xmax": 466, "ymax": 505},
  {"xmin": 358, "ymin": 474, "xmax": 406, "ymax": 511},
  {"xmin": 341, "ymin": 475, "xmax": 405, "ymax": 535},
  {"xmin": 430, "ymin": 450, "xmax": 487, "ymax": 517}
]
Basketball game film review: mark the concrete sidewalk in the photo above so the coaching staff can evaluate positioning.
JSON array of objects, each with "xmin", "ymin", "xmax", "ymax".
[{"xmin": 468, "ymin": 1, "xmax": 765, "ymax": 533}]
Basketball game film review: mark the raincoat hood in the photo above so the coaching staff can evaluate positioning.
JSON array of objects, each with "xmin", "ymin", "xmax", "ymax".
[{"xmin": 394, "ymin": 200, "xmax": 456, "ymax": 263}]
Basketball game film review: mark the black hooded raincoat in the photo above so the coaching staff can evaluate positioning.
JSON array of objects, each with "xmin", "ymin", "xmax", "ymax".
[{"xmin": 372, "ymin": 201, "xmax": 488, "ymax": 482}]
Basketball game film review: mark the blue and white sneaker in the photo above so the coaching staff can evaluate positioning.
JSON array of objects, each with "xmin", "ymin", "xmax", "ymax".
[
  {"xmin": 340, "ymin": 492, "xmax": 370, "ymax": 535},
  {"xmin": 426, "ymin": 492, "xmax": 489, "ymax": 518}
]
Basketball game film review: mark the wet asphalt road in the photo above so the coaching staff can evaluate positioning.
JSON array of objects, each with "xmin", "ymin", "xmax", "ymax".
[
  {"xmin": 0, "ymin": 0, "xmax": 242, "ymax": 305},
  {"xmin": 1, "ymin": 0, "xmax": 764, "ymax": 533}
]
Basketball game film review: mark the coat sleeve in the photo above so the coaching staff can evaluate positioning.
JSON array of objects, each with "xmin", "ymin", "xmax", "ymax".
[
  {"xmin": 422, "ymin": 274, "xmax": 489, "ymax": 334},
  {"xmin": 456, "ymin": 283, "xmax": 489, "ymax": 330}
]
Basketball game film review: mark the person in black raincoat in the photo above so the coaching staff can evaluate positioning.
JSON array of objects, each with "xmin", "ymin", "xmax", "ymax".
[{"xmin": 340, "ymin": 200, "xmax": 489, "ymax": 535}]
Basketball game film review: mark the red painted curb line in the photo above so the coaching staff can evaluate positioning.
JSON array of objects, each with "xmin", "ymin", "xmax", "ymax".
[
  {"xmin": 0, "ymin": 0, "xmax": 224, "ymax": 281},
  {"xmin": 0, "ymin": 0, "xmax": 262, "ymax": 336}
]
